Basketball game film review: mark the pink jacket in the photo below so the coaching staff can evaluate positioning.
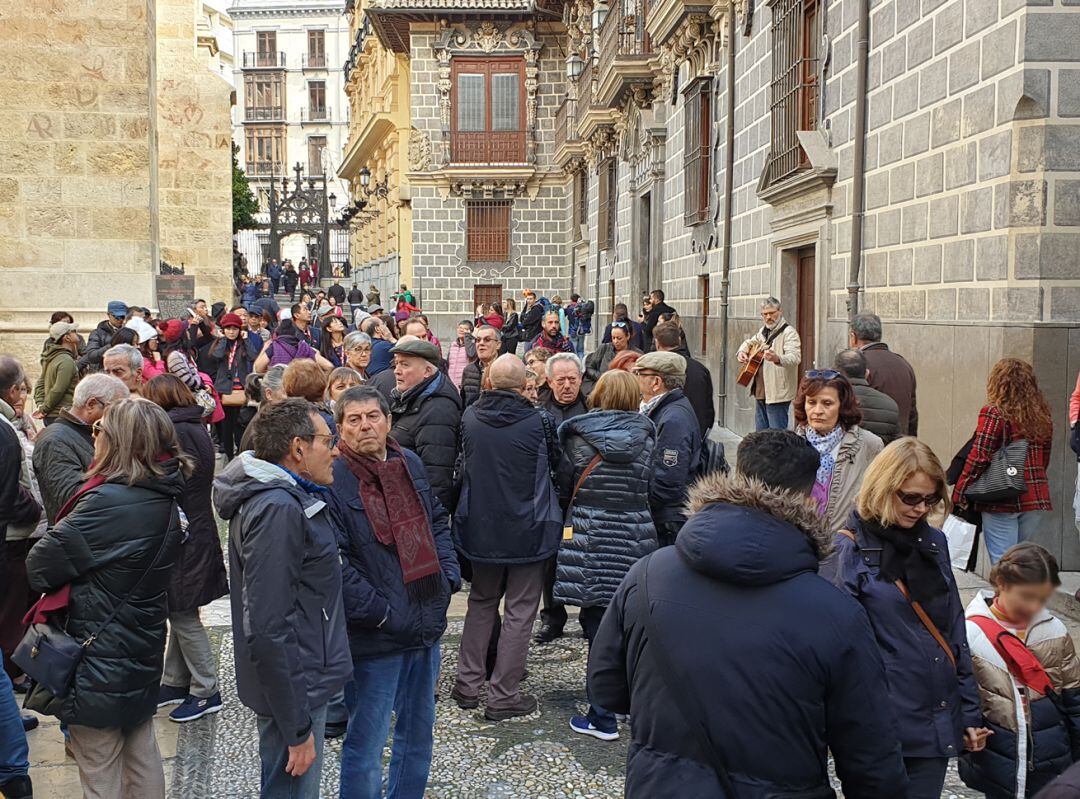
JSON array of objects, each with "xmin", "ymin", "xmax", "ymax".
[
  {"xmin": 447, "ymin": 340, "xmax": 473, "ymax": 388},
  {"xmin": 142, "ymin": 356, "xmax": 167, "ymax": 382},
  {"xmin": 1070, "ymin": 371, "xmax": 1080, "ymax": 425}
]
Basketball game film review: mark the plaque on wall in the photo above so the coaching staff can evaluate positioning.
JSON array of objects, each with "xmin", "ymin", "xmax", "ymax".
[{"xmin": 155, "ymin": 274, "xmax": 195, "ymax": 320}]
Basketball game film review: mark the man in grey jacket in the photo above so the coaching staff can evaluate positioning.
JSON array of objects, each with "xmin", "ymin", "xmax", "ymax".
[{"xmin": 213, "ymin": 399, "xmax": 351, "ymax": 799}]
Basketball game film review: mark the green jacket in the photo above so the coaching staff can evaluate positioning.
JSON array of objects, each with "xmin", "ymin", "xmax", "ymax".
[{"xmin": 34, "ymin": 342, "xmax": 78, "ymax": 417}]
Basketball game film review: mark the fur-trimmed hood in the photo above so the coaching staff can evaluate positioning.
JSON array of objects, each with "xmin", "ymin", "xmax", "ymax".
[{"xmin": 678, "ymin": 472, "xmax": 831, "ymax": 587}]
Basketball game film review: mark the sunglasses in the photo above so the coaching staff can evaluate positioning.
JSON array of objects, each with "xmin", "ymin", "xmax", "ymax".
[
  {"xmin": 611, "ymin": 321, "xmax": 629, "ymax": 329},
  {"xmin": 895, "ymin": 490, "xmax": 943, "ymax": 509},
  {"xmin": 805, "ymin": 369, "xmax": 841, "ymax": 380}
]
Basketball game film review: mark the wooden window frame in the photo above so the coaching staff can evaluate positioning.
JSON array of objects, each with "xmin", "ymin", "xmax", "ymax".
[
  {"xmin": 307, "ymin": 29, "xmax": 325, "ymax": 68},
  {"xmin": 307, "ymin": 135, "xmax": 327, "ymax": 176},
  {"xmin": 308, "ymin": 80, "xmax": 327, "ymax": 119},
  {"xmin": 256, "ymin": 31, "xmax": 276, "ymax": 56},
  {"xmin": 245, "ymin": 126, "xmax": 285, "ymax": 175},
  {"xmin": 765, "ymin": 0, "xmax": 821, "ymax": 187},
  {"xmin": 572, "ymin": 170, "xmax": 587, "ymax": 241},
  {"xmin": 597, "ymin": 158, "xmax": 617, "ymax": 252},
  {"xmin": 450, "ymin": 57, "xmax": 526, "ymax": 164},
  {"xmin": 466, "ymin": 200, "xmax": 513, "ymax": 263},
  {"xmin": 244, "ymin": 73, "xmax": 285, "ymax": 120},
  {"xmin": 683, "ymin": 77, "xmax": 712, "ymax": 225}
]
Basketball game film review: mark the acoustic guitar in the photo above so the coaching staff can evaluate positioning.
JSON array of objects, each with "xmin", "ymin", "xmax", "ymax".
[{"xmin": 736, "ymin": 341, "xmax": 766, "ymax": 387}]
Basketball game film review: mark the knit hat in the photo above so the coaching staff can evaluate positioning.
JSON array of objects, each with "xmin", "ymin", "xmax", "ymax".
[
  {"xmin": 49, "ymin": 321, "xmax": 78, "ymax": 341},
  {"xmin": 162, "ymin": 319, "xmax": 187, "ymax": 344},
  {"xmin": 219, "ymin": 313, "xmax": 244, "ymax": 330},
  {"xmin": 634, "ymin": 351, "xmax": 686, "ymax": 378},
  {"xmin": 390, "ymin": 336, "xmax": 441, "ymax": 367}
]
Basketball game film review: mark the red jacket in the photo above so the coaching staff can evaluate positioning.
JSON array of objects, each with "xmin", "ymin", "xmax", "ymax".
[{"xmin": 952, "ymin": 405, "xmax": 1052, "ymax": 514}]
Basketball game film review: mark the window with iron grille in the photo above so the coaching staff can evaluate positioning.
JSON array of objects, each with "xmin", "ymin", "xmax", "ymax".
[
  {"xmin": 683, "ymin": 78, "xmax": 712, "ymax": 224},
  {"xmin": 764, "ymin": 0, "xmax": 821, "ymax": 188},
  {"xmin": 451, "ymin": 58, "xmax": 526, "ymax": 164},
  {"xmin": 466, "ymin": 200, "xmax": 512, "ymax": 263},
  {"xmin": 572, "ymin": 170, "xmax": 587, "ymax": 240},
  {"xmin": 597, "ymin": 158, "xmax": 617, "ymax": 251}
]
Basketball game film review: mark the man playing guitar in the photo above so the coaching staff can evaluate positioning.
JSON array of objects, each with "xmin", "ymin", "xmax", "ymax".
[{"xmin": 736, "ymin": 297, "xmax": 802, "ymax": 431}]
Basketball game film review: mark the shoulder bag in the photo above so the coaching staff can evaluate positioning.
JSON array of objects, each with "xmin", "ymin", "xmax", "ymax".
[
  {"xmin": 634, "ymin": 557, "xmax": 835, "ymax": 799},
  {"xmin": 563, "ymin": 454, "xmax": 602, "ymax": 540},
  {"xmin": 13, "ymin": 526, "xmax": 174, "ymax": 699},
  {"xmin": 964, "ymin": 415, "xmax": 1028, "ymax": 504}
]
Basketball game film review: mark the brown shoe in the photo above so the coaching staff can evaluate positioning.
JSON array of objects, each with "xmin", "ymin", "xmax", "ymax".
[
  {"xmin": 484, "ymin": 693, "xmax": 538, "ymax": 721},
  {"xmin": 450, "ymin": 687, "xmax": 479, "ymax": 710}
]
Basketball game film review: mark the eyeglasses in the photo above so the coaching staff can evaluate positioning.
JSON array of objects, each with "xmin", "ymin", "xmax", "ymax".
[
  {"xmin": 91, "ymin": 420, "xmax": 104, "ymax": 438},
  {"xmin": 304, "ymin": 433, "xmax": 335, "ymax": 447},
  {"xmin": 895, "ymin": 490, "xmax": 943, "ymax": 509},
  {"xmin": 805, "ymin": 369, "xmax": 841, "ymax": 380}
]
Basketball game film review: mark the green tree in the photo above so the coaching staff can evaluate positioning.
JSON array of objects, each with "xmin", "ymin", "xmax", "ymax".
[{"xmin": 232, "ymin": 142, "xmax": 258, "ymax": 232}]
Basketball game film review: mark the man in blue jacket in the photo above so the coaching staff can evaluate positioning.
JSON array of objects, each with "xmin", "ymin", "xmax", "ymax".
[
  {"xmin": 588, "ymin": 430, "xmax": 909, "ymax": 798},
  {"xmin": 329, "ymin": 386, "xmax": 460, "ymax": 798},
  {"xmin": 267, "ymin": 259, "xmax": 283, "ymax": 295}
]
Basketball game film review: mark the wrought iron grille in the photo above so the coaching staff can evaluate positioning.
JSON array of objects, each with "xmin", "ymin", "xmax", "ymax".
[
  {"xmin": 765, "ymin": 0, "xmax": 819, "ymax": 187},
  {"xmin": 466, "ymin": 200, "xmax": 512, "ymax": 262}
]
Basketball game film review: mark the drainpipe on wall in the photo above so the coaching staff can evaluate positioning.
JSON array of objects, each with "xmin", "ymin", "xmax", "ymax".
[
  {"xmin": 718, "ymin": 6, "xmax": 736, "ymax": 425},
  {"xmin": 846, "ymin": 0, "xmax": 869, "ymax": 323}
]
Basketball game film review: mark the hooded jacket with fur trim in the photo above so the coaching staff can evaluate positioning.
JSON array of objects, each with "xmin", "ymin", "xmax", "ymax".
[{"xmin": 587, "ymin": 472, "xmax": 909, "ymax": 799}]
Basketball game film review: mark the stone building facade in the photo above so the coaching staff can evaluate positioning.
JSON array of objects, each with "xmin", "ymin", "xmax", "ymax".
[
  {"xmin": 558, "ymin": 0, "xmax": 1080, "ymax": 565},
  {"xmin": 0, "ymin": 0, "xmax": 233, "ymax": 372}
]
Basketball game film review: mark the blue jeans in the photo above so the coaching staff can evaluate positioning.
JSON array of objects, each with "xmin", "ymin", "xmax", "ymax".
[
  {"xmin": 754, "ymin": 400, "xmax": 790, "ymax": 431},
  {"xmin": 981, "ymin": 510, "xmax": 1043, "ymax": 564},
  {"xmin": 0, "ymin": 652, "xmax": 29, "ymax": 784},
  {"xmin": 340, "ymin": 645, "xmax": 440, "ymax": 799},
  {"xmin": 256, "ymin": 703, "xmax": 327, "ymax": 799},
  {"xmin": 572, "ymin": 332, "xmax": 585, "ymax": 357}
]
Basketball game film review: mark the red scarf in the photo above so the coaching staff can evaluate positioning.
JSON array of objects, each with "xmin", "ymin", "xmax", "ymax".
[{"xmin": 337, "ymin": 439, "xmax": 441, "ymax": 597}]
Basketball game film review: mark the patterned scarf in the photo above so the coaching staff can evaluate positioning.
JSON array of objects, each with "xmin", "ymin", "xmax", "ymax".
[
  {"xmin": 337, "ymin": 439, "xmax": 441, "ymax": 598},
  {"xmin": 805, "ymin": 425, "xmax": 845, "ymax": 487}
]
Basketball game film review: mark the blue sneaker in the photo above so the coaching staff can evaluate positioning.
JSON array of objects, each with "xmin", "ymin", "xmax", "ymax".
[
  {"xmin": 169, "ymin": 692, "xmax": 223, "ymax": 723},
  {"xmin": 569, "ymin": 715, "xmax": 619, "ymax": 741},
  {"xmin": 157, "ymin": 684, "xmax": 188, "ymax": 708}
]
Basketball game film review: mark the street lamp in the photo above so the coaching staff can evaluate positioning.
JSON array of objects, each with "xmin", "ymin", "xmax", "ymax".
[
  {"xmin": 359, "ymin": 166, "xmax": 371, "ymax": 189},
  {"xmin": 566, "ymin": 51, "xmax": 584, "ymax": 81},
  {"xmin": 592, "ymin": 2, "xmax": 608, "ymax": 31}
]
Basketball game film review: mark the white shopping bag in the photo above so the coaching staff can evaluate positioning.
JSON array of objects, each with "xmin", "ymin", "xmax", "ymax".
[{"xmin": 943, "ymin": 514, "xmax": 976, "ymax": 570}]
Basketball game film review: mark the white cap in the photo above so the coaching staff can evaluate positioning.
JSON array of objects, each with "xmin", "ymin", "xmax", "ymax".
[{"xmin": 124, "ymin": 316, "xmax": 158, "ymax": 343}]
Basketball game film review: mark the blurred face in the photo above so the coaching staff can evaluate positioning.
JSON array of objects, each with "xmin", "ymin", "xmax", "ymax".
[
  {"xmin": 635, "ymin": 371, "xmax": 663, "ymax": 402},
  {"xmin": 81, "ymin": 395, "xmax": 113, "ymax": 425},
  {"xmin": 474, "ymin": 329, "xmax": 499, "ymax": 363},
  {"xmin": 550, "ymin": 361, "xmax": 582, "ymax": 404},
  {"xmin": 339, "ymin": 399, "xmax": 391, "ymax": 459},
  {"xmin": 1, "ymin": 375, "xmax": 26, "ymax": 414},
  {"xmin": 147, "ymin": 337, "xmax": 159, "ymax": 352},
  {"xmin": 223, "ymin": 325, "xmax": 240, "ymax": 340},
  {"xmin": 523, "ymin": 379, "xmax": 539, "ymax": 405},
  {"xmin": 456, "ymin": 323, "xmax": 471, "ymax": 340},
  {"xmin": 543, "ymin": 315, "xmax": 561, "ymax": 337},
  {"xmin": 296, "ymin": 413, "xmax": 336, "ymax": 486},
  {"xmin": 347, "ymin": 342, "xmax": 372, "ymax": 372},
  {"xmin": 194, "ymin": 301, "xmax": 208, "ymax": 317},
  {"xmin": 394, "ymin": 355, "xmax": 432, "ymax": 393},
  {"xmin": 761, "ymin": 305, "xmax": 782, "ymax": 328},
  {"xmin": 328, "ymin": 376, "xmax": 360, "ymax": 402},
  {"xmin": 996, "ymin": 579, "xmax": 1055, "ymax": 627},
  {"xmin": 890, "ymin": 471, "xmax": 942, "ymax": 530},
  {"xmin": 108, "ymin": 313, "xmax": 125, "ymax": 328},
  {"xmin": 804, "ymin": 386, "xmax": 840, "ymax": 434},
  {"xmin": 102, "ymin": 355, "xmax": 142, "ymax": 392},
  {"xmin": 610, "ymin": 326, "xmax": 629, "ymax": 352}
]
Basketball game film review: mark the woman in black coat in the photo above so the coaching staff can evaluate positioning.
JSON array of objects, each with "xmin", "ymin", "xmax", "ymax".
[
  {"xmin": 553, "ymin": 370, "xmax": 656, "ymax": 742},
  {"xmin": 25, "ymin": 398, "xmax": 190, "ymax": 798},
  {"xmin": 206, "ymin": 313, "xmax": 260, "ymax": 461},
  {"xmin": 141, "ymin": 375, "xmax": 228, "ymax": 722}
]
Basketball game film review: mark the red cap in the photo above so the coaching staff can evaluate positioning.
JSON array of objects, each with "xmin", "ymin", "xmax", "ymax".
[
  {"xmin": 162, "ymin": 319, "xmax": 187, "ymax": 344},
  {"xmin": 220, "ymin": 313, "xmax": 244, "ymax": 330}
]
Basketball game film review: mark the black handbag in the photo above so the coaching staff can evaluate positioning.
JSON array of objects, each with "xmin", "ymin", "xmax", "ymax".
[
  {"xmin": 13, "ymin": 528, "xmax": 173, "ymax": 699},
  {"xmin": 964, "ymin": 419, "xmax": 1029, "ymax": 504}
]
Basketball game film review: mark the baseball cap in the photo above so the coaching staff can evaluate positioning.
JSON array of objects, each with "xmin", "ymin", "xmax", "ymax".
[
  {"xmin": 49, "ymin": 321, "xmax": 78, "ymax": 341},
  {"xmin": 107, "ymin": 301, "xmax": 129, "ymax": 318}
]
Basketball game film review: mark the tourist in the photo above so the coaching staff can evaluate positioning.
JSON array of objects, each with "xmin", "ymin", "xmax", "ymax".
[
  {"xmin": 601, "ymin": 304, "xmax": 645, "ymax": 352},
  {"xmin": 366, "ymin": 284, "xmax": 381, "ymax": 307},
  {"xmin": 207, "ymin": 313, "xmax": 260, "ymax": 460},
  {"xmin": 102, "ymin": 343, "xmax": 145, "ymax": 396},
  {"xmin": 827, "ymin": 438, "xmax": 988, "ymax": 799},
  {"xmin": 960, "ymin": 543, "xmax": 1080, "ymax": 797},
  {"xmin": 299, "ymin": 262, "xmax": 313, "ymax": 294},
  {"xmin": 641, "ymin": 289, "xmax": 675, "ymax": 351},
  {"xmin": 0, "ymin": 650, "xmax": 31, "ymax": 798},
  {"xmin": 79, "ymin": 300, "xmax": 128, "ymax": 373},
  {"xmin": 833, "ymin": 348, "xmax": 901, "ymax": 444},
  {"xmin": 213, "ymin": 400, "xmax": 351, "ymax": 799},
  {"xmin": 607, "ymin": 350, "xmax": 642, "ymax": 373},
  {"xmin": 319, "ymin": 315, "xmax": 349, "ymax": 368},
  {"xmin": 237, "ymin": 365, "xmax": 287, "ymax": 453},
  {"xmin": 254, "ymin": 320, "xmax": 334, "ymax": 372},
  {"xmin": 525, "ymin": 347, "xmax": 553, "ymax": 397},
  {"xmin": 500, "ymin": 298, "xmax": 520, "ymax": 355},
  {"xmin": 267, "ymin": 259, "xmax": 282, "ymax": 295},
  {"xmin": 531, "ymin": 311, "xmax": 574, "ymax": 354},
  {"xmin": 459, "ymin": 325, "xmax": 501, "ymax": 408},
  {"xmin": 447, "ymin": 321, "xmax": 477, "ymax": 389},
  {"xmin": 343, "ymin": 331, "xmax": 373, "ymax": 380},
  {"xmin": 634, "ymin": 352, "xmax": 701, "ymax": 546},
  {"xmin": 347, "ymin": 284, "xmax": 364, "ymax": 318},
  {"xmin": 555, "ymin": 370, "xmax": 655, "ymax": 741},
  {"xmin": 327, "ymin": 280, "xmax": 346, "ymax": 307},
  {"xmin": 290, "ymin": 302, "xmax": 320, "ymax": 348},
  {"xmin": 736, "ymin": 296, "xmax": 802, "ymax": 431},
  {"xmin": 358, "ymin": 317, "xmax": 395, "ymax": 377},
  {"xmin": 387, "ymin": 337, "xmax": 462, "ymax": 512},
  {"xmin": 160, "ymin": 320, "xmax": 205, "ymax": 395},
  {"xmin": 523, "ymin": 370, "xmax": 541, "ymax": 405},
  {"xmin": 325, "ymin": 367, "xmax": 363, "ymax": 409},
  {"xmin": 141, "ymin": 376, "xmax": 228, "ymax": 723},
  {"xmin": 953, "ymin": 357, "xmax": 1053, "ymax": 564},
  {"xmin": 283, "ymin": 359, "xmax": 337, "ymax": 436},
  {"xmin": 25, "ymin": 398, "xmax": 190, "ymax": 799},
  {"xmin": 453, "ymin": 355, "xmax": 561, "ymax": 720},
  {"xmin": 653, "ymin": 321, "xmax": 714, "ymax": 439},
  {"xmin": 330, "ymin": 386, "xmax": 459, "ymax": 798},
  {"xmin": 849, "ymin": 312, "xmax": 919, "ymax": 435},
  {"xmin": 588, "ymin": 429, "xmax": 909, "ymax": 798},
  {"xmin": 542, "ymin": 353, "xmax": 589, "ymax": 425},
  {"xmin": 283, "ymin": 262, "xmax": 299, "ymax": 302},
  {"xmin": 519, "ymin": 291, "xmax": 544, "ymax": 353},
  {"xmin": 584, "ymin": 321, "xmax": 638, "ymax": 381},
  {"xmin": 794, "ymin": 370, "xmax": 884, "ymax": 531},
  {"xmin": 566, "ymin": 294, "xmax": 593, "ymax": 357},
  {"xmin": 32, "ymin": 320, "xmax": 80, "ymax": 425}
]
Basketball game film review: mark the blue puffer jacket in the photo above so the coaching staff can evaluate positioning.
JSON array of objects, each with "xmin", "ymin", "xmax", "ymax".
[
  {"xmin": 453, "ymin": 390, "xmax": 561, "ymax": 564},
  {"xmin": 588, "ymin": 473, "xmax": 909, "ymax": 798},
  {"xmin": 328, "ymin": 449, "xmax": 461, "ymax": 660},
  {"xmin": 553, "ymin": 410, "xmax": 656, "ymax": 608},
  {"xmin": 824, "ymin": 512, "xmax": 982, "ymax": 758},
  {"xmin": 644, "ymin": 389, "xmax": 701, "ymax": 527}
]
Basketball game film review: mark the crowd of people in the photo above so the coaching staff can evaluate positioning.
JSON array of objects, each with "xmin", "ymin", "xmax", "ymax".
[{"xmin": 1, "ymin": 282, "xmax": 1079, "ymax": 799}]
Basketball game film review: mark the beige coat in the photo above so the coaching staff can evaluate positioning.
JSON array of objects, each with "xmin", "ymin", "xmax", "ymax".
[
  {"xmin": 798, "ymin": 425, "xmax": 884, "ymax": 531},
  {"xmin": 737, "ymin": 320, "xmax": 802, "ymax": 403}
]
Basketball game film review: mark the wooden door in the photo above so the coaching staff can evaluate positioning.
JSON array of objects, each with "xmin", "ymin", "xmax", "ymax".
[
  {"xmin": 472, "ymin": 284, "xmax": 502, "ymax": 315},
  {"xmin": 796, "ymin": 247, "xmax": 816, "ymax": 369}
]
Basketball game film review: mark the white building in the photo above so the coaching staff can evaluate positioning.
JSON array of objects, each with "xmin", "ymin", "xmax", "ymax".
[{"xmin": 230, "ymin": 0, "xmax": 351, "ymax": 267}]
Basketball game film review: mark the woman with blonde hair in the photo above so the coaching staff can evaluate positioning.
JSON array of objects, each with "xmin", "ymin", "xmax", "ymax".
[
  {"xmin": 25, "ymin": 398, "xmax": 192, "ymax": 799},
  {"xmin": 827, "ymin": 437, "xmax": 989, "ymax": 799},
  {"xmin": 953, "ymin": 357, "xmax": 1054, "ymax": 564},
  {"xmin": 553, "ymin": 369, "xmax": 654, "ymax": 742},
  {"xmin": 325, "ymin": 366, "xmax": 363, "ymax": 408}
]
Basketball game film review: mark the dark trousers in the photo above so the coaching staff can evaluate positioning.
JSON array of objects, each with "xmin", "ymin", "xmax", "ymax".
[
  {"xmin": 270, "ymin": 277, "xmax": 280, "ymax": 295},
  {"xmin": 540, "ymin": 556, "xmax": 567, "ymax": 631},
  {"xmin": 0, "ymin": 540, "xmax": 34, "ymax": 681},
  {"xmin": 579, "ymin": 605, "xmax": 617, "ymax": 732},
  {"xmin": 903, "ymin": 756, "xmax": 948, "ymax": 799},
  {"xmin": 219, "ymin": 406, "xmax": 246, "ymax": 460}
]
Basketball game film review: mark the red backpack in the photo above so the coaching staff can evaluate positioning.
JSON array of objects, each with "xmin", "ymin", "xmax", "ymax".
[{"xmin": 969, "ymin": 614, "xmax": 1054, "ymax": 696}]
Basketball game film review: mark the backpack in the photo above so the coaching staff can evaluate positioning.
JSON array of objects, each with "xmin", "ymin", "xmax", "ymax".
[{"xmin": 695, "ymin": 437, "xmax": 729, "ymax": 480}]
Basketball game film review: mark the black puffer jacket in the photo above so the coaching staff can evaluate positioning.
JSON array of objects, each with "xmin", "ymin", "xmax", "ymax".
[
  {"xmin": 78, "ymin": 318, "xmax": 121, "ymax": 373},
  {"xmin": 167, "ymin": 406, "xmax": 228, "ymax": 612},
  {"xmin": 25, "ymin": 464, "xmax": 185, "ymax": 729},
  {"xmin": 389, "ymin": 371, "xmax": 462, "ymax": 511},
  {"xmin": 849, "ymin": 377, "xmax": 901, "ymax": 444},
  {"xmin": 541, "ymin": 390, "xmax": 590, "ymax": 426},
  {"xmin": 30, "ymin": 411, "xmax": 95, "ymax": 525},
  {"xmin": 553, "ymin": 410, "xmax": 656, "ymax": 608},
  {"xmin": 206, "ymin": 333, "xmax": 261, "ymax": 395},
  {"xmin": 459, "ymin": 359, "xmax": 485, "ymax": 409}
]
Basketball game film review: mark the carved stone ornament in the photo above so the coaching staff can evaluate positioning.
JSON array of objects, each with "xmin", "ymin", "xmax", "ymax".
[
  {"xmin": 561, "ymin": 155, "xmax": 586, "ymax": 178},
  {"xmin": 583, "ymin": 124, "xmax": 618, "ymax": 168},
  {"xmin": 432, "ymin": 21, "xmax": 544, "ymax": 166},
  {"xmin": 408, "ymin": 128, "xmax": 432, "ymax": 172},
  {"xmin": 447, "ymin": 177, "xmax": 533, "ymax": 199},
  {"xmin": 653, "ymin": 14, "xmax": 717, "ymax": 98}
]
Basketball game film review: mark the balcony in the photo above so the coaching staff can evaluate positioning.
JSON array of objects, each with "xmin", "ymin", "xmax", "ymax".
[
  {"xmin": 554, "ymin": 96, "xmax": 585, "ymax": 167},
  {"xmin": 245, "ymin": 161, "xmax": 284, "ymax": 176},
  {"xmin": 242, "ymin": 51, "xmax": 286, "ymax": 69},
  {"xmin": 645, "ymin": 0, "xmax": 714, "ymax": 49},
  {"xmin": 302, "ymin": 54, "xmax": 327, "ymax": 69},
  {"xmin": 244, "ymin": 106, "xmax": 285, "ymax": 122},
  {"xmin": 300, "ymin": 107, "xmax": 332, "ymax": 124},
  {"xmin": 450, "ymin": 131, "xmax": 526, "ymax": 165},
  {"xmin": 594, "ymin": 0, "xmax": 655, "ymax": 109}
]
